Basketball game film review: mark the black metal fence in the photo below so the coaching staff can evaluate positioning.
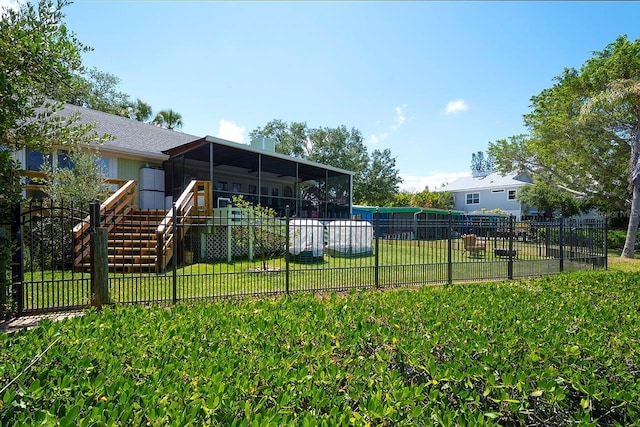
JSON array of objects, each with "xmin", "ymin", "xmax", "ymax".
[{"xmin": 3, "ymin": 202, "xmax": 608, "ymax": 316}]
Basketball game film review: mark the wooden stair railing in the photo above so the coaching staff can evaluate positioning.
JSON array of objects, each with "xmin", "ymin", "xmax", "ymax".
[
  {"xmin": 156, "ymin": 180, "xmax": 211, "ymax": 273},
  {"xmin": 72, "ymin": 180, "xmax": 137, "ymax": 268}
]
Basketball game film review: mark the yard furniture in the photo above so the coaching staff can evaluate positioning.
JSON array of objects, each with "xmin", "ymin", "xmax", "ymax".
[
  {"xmin": 494, "ymin": 248, "xmax": 518, "ymax": 258},
  {"xmin": 462, "ymin": 234, "xmax": 486, "ymax": 257}
]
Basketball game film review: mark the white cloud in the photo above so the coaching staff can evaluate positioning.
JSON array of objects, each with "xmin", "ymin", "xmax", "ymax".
[
  {"xmin": 216, "ymin": 119, "xmax": 245, "ymax": 143},
  {"xmin": 399, "ymin": 171, "xmax": 468, "ymax": 192},
  {"xmin": 391, "ymin": 104, "xmax": 408, "ymax": 130},
  {"xmin": 368, "ymin": 132, "xmax": 389, "ymax": 145},
  {"xmin": 368, "ymin": 105, "xmax": 409, "ymax": 146},
  {"xmin": 0, "ymin": 0, "xmax": 19, "ymax": 16},
  {"xmin": 444, "ymin": 99, "xmax": 469, "ymax": 115}
]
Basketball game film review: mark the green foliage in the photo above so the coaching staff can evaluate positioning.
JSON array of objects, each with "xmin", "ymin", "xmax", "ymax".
[
  {"xmin": 519, "ymin": 181, "xmax": 589, "ymax": 219},
  {"xmin": 2, "ymin": 271, "xmax": 640, "ymax": 425},
  {"xmin": 608, "ymin": 229, "xmax": 628, "ymax": 249},
  {"xmin": 40, "ymin": 151, "xmax": 109, "ymax": 205},
  {"xmin": 231, "ymin": 195, "xmax": 285, "ymax": 269},
  {"xmin": 0, "ymin": 221, "xmax": 14, "ymax": 318},
  {"xmin": 392, "ymin": 189, "xmax": 454, "ymax": 209},
  {"xmin": 0, "ymin": 150, "xmax": 22, "ymax": 204},
  {"xmin": 0, "ymin": 0, "xmax": 88, "ymax": 151},
  {"xmin": 359, "ymin": 148, "xmax": 402, "ymax": 206},
  {"xmin": 0, "ymin": 0, "xmax": 104, "ymax": 313},
  {"xmin": 60, "ymin": 69, "xmax": 154, "ymax": 121},
  {"xmin": 61, "ymin": 68, "xmax": 130, "ymax": 116},
  {"xmin": 23, "ymin": 151, "xmax": 108, "ymax": 272},
  {"xmin": 153, "ymin": 109, "xmax": 184, "ymax": 130},
  {"xmin": 129, "ymin": 98, "xmax": 153, "ymax": 122},
  {"xmin": 250, "ymin": 120, "xmax": 403, "ymax": 205},
  {"xmin": 488, "ymin": 35, "xmax": 640, "ymax": 257},
  {"xmin": 607, "ymin": 229, "xmax": 640, "ymax": 250}
]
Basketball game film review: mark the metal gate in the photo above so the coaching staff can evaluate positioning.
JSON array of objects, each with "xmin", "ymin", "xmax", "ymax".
[{"xmin": 11, "ymin": 201, "xmax": 93, "ymax": 315}]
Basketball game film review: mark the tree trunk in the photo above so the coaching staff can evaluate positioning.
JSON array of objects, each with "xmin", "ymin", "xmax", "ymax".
[
  {"xmin": 622, "ymin": 121, "xmax": 640, "ymax": 258},
  {"xmin": 622, "ymin": 179, "xmax": 640, "ymax": 258}
]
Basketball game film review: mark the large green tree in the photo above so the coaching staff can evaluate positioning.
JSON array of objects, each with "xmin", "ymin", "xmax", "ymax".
[
  {"xmin": 0, "ymin": 0, "xmax": 96, "ymax": 316},
  {"xmin": 59, "ymin": 69, "xmax": 155, "ymax": 122},
  {"xmin": 62, "ymin": 68, "xmax": 130, "ymax": 116},
  {"xmin": 1, "ymin": 0, "xmax": 91, "ymax": 157},
  {"xmin": 250, "ymin": 120, "xmax": 403, "ymax": 205},
  {"xmin": 250, "ymin": 119, "xmax": 309, "ymax": 158},
  {"xmin": 359, "ymin": 148, "xmax": 402, "ymax": 206},
  {"xmin": 489, "ymin": 36, "xmax": 640, "ymax": 258}
]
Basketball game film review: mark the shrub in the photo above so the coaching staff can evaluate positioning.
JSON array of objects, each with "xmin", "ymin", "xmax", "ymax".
[
  {"xmin": 2, "ymin": 272, "xmax": 640, "ymax": 425},
  {"xmin": 607, "ymin": 229, "xmax": 627, "ymax": 249}
]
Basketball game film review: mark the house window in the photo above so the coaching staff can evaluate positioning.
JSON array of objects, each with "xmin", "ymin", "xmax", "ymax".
[
  {"xmin": 96, "ymin": 157, "xmax": 110, "ymax": 175},
  {"xmin": 466, "ymin": 193, "xmax": 480, "ymax": 205},
  {"xmin": 57, "ymin": 151, "xmax": 73, "ymax": 169},
  {"xmin": 26, "ymin": 150, "xmax": 50, "ymax": 171},
  {"xmin": 508, "ymin": 190, "xmax": 517, "ymax": 200}
]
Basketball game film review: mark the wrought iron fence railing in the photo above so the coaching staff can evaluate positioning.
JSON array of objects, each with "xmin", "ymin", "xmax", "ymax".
[{"xmin": 4, "ymin": 202, "xmax": 608, "ymax": 316}]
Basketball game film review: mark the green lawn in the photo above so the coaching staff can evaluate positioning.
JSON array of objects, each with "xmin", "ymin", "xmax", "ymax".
[
  {"xmin": 607, "ymin": 249, "xmax": 640, "ymax": 273},
  {"xmin": 2, "ymin": 270, "xmax": 639, "ymax": 425},
  {"xmin": 17, "ymin": 238, "xmax": 606, "ymax": 312}
]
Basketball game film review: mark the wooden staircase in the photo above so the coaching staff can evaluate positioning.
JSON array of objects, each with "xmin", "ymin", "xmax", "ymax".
[
  {"xmin": 73, "ymin": 179, "xmax": 212, "ymax": 274},
  {"xmin": 106, "ymin": 209, "xmax": 167, "ymax": 272}
]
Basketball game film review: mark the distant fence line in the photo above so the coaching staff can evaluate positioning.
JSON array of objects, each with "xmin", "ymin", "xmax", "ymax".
[{"xmin": 1, "ymin": 201, "xmax": 607, "ymax": 316}]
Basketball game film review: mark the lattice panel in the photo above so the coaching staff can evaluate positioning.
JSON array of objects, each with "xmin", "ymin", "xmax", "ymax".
[{"xmin": 205, "ymin": 227, "xmax": 250, "ymax": 260}]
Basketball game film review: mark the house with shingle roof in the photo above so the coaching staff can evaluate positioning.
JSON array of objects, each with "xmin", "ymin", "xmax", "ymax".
[
  {"xmin": 13, "ymin": 103, "xmax": 354, "ymax": 219},
  {"xmin": 435, "ymin": 171, "xmax": 535, "ymax": 220}
]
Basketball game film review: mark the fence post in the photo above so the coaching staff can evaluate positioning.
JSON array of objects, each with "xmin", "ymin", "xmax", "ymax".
[
  {"xmin": 508, "ymin": 215, "xmax": 514, "ymax": 280},
  {"xmin": 11, "ymin": 202, "xmax": 24, "ymax": 316},
  {"xmin": 89, "ymin": 202, "xmax": 109, "ymax": 309},
  {"xmin": 0, "ymin": 226, "xmax": 7, "ymax": 316},
  {"xmin": 91, "ymin": 228, "xmax": 110, "ymax": 309},
  {"xmin": 559, "ymin": 217, "xmax": 565, "ymax": 273},
  {"xmin": 375, "ymin": 208, "xmax": 380, "ymax": 289},
  {"xmin": 285, "ymin": 205, "xmax": 290, "ymax": 295},
  {"xmin": 172, "ymin": 203, "xmax": 178, "ymax": 304},
  {"xmin": 447, "ymin": 210, "xmax": 453, "ymax": 285},
  {"xmin": 604, "ymin": 218, "xmax": 608, "ymax": 271}
]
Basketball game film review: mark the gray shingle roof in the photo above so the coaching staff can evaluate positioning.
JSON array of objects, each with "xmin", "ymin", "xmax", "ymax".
[
  {"xmin": 436, "ymin": 171, "xmax": 532, "ymax": 192},
  {"xmin": 56, "ymin": 103, "xmax": 200, "ymax": 157}
]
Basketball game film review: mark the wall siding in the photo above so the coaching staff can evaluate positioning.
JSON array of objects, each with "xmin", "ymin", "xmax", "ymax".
[
  {"xmin": 454, "ymin": 187, "xmax": 524, "ymax": 216},
  {"xmin": 117, "ymin": 158, "xmax": 162, "ymax": 206}
]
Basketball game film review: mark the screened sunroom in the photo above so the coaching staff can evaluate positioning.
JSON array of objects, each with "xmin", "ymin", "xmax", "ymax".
[{"xmin": 163, "ymin": 136, "xmax": 354, "ymax": 219}]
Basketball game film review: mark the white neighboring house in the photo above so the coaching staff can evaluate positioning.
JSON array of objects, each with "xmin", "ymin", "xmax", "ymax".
[{"xmin": 435, "ymin": 171, "xmax": 535, "ymax": 220}]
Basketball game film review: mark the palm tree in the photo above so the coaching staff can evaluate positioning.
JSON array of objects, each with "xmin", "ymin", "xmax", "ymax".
[
  {"xmin": 153, "ymin": 109, "xmax": 183, "ymax": 130},
  {"xmin": 131, "ymin": 99, "xmax": 153, "ymax": 122}
]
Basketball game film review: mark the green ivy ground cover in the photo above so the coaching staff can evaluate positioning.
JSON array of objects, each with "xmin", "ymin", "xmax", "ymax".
[{"xmin": 2, "ymin": 271, "xmax": 639, "ymax": 426}]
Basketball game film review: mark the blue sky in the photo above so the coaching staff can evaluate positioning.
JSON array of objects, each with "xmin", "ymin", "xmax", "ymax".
[{"xmin": 6, "ymin": 1, "xmax": 640, "ymax": 191}]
